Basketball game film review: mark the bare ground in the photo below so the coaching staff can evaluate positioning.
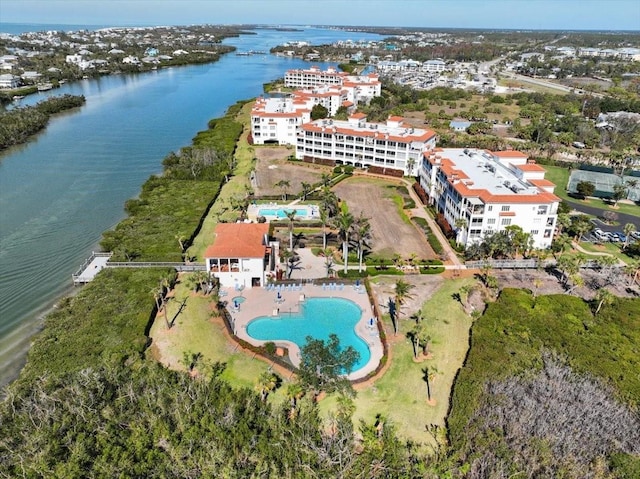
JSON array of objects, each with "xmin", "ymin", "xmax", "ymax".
[
  {"xmin": 491, "ymin": 268, "xmax": 639, "ymax": 299},
  {"xmin": 253, "ymin": 146, "xmax": 330, "ymax": 197},
  {"xmin": 333, "ymin": 176, "xmax": 436, "ymax": 260}
]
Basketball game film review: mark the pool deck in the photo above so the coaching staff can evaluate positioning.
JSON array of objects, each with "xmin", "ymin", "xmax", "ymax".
[{"xmin": 222, "ymin": 282, "xmax": 383, "ymax": 381}]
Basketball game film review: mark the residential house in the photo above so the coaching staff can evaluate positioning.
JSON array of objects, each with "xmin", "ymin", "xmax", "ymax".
[{"xmin": 204, "ymin": 223, "xmax": 278, "ymax": 289}]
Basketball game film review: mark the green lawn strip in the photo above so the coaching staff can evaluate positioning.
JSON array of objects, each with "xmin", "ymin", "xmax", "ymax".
[
  {"xmin": 148, "ymin": 275, "xmax": 275, "ymax": 390},
  {"xmin": 448, "ymin": 289, "xmax": 640, "ymax": 453},
  {"xmin": 319, "ymin": 278, "xmax": 475, "ymax": 445},
  {"xmin": 578, "ymin": 241, "xmax": 635, "ymax": 263}
]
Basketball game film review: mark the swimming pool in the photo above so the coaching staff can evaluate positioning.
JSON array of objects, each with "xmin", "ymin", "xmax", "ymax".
[
  {"xmin": 246, "ymin": 297, "xmax": 371, "ymax": 372},
  {"xmin": 257, "ymin": 207, "xmax": 312, "ymax": 218}
]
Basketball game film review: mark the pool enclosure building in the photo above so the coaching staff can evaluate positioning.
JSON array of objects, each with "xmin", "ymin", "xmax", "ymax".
[{"xmin": 204, "ymin": 223, "xmax": 279, "ymax": 289}]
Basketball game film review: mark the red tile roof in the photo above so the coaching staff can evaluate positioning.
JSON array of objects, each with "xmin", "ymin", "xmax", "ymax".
[
  {"xmin": 205, "ymin": 223, "xmax": 269, "ymax": 258},
  {"xmin": 492, "ymin": 150, "xmax": 528, "ymax": 158}
]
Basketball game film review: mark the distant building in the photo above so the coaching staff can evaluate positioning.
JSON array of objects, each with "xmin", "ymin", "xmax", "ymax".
[
  {"xmin": 449, "ymin": 120, "xmax": 472, "ymax": 132},
  {"xmin": 250, "ymin": 95, "xmax": 312, "ymax": 145},
  {"xmin": 0, "ymin": 73, "xmax": 20, "ymax": 88}
]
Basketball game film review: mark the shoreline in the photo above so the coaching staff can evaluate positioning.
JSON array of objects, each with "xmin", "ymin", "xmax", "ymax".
[{"xmin": 0, "ymin": 282, "xmax": 80, "ymax": 389}]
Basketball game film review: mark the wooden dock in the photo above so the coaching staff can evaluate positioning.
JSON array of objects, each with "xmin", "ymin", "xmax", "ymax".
[
  {"xmin": 72, "ymin": 252, "xmax": 206, "ymax": 285},
  {"xmin": 72, "ymin": 252, "xmax": 112, "ymax": 285}
]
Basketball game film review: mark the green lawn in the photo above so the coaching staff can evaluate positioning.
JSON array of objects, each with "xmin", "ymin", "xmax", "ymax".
[
  {"xmin": 148, "ymin": 275, "xmax": 275, "ymax": 390},
  {"xmin": 543, "ymin": 165, "xmax": 640, "ymax": 218},
  {"xmin": 319, "ymin": 277, "xmax": 475, "ymax": 446}
]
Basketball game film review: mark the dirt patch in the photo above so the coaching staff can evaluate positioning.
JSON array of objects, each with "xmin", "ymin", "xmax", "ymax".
[
  {"xmin": 490, "ymin": 268, "xmax": 639, "ymax": 299},
  {"xmin": 253, "ymin": 146, "xmax": 330, "ymax": 197},
  {"xmin": 368, "ymin": 275, "xmax": 445, "ymax": 321},
  {"xmin": 333, "ymin": 177, "xmax": 436, "ymax": 260}
]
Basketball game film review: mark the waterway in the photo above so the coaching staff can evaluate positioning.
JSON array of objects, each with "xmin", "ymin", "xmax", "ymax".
[{"xmin": 0, "ymin": 26, "xmax": 382, "ymax": 386}]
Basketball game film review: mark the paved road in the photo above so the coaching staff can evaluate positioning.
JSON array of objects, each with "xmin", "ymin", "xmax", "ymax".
[{"xmin": 566, "ymin": 198, "xmax": 640, "ymax": 232}]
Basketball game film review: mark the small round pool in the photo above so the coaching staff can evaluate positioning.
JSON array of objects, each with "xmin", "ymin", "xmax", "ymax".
[
  {"xmin": 246, "ymin": 297, "xmax": 371, "ymax": 372},
  {"xmin": 232, "ymin": 296, "xmax": 246, "ymax": 304}
]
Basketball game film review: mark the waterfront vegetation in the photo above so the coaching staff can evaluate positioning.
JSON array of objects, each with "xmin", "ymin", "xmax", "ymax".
[
  {"xmin": 3, "ymin": 80, "xmax": 640, "ymax": 477},
  {"xmin": 0, "ymin": 94, "xmax": 85, "ymax": 151},
  {"xmin": 100, "ymin": 101, "xmax": 246, "ymax": 262}
]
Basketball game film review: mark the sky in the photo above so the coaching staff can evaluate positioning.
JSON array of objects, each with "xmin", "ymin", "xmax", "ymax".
[{"xmin": 1, "ymin": 0, "xmax": 639, "ymax": 31}]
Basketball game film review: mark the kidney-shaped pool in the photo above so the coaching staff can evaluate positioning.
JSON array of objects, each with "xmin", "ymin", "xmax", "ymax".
[{"xmin": 246, "ymin": 297, "xmax": 371, "ymax": 372}]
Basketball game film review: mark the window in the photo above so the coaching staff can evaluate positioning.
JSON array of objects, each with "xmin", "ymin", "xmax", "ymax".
[
  {"xmin": 544, "ymin": 229, "xmax": 552, "ymax": 238},
  {"xmin": 501, "ymin": 205, "xmax": 510, "ymax": 212},
  {"xmin": 546, "ymin": 217, "xmax": 555, "ymax": 227},
  {"xmin": 501, "ymin": 218, "xmax": 512, "ymax": 226},
  {"xmin": 531, "ymin": 230, "xmax": 539, "ymax": 235},
  {"xmin": 487, "ymin": 218, "xmax": 496, "ymax": 225},
  {"xmin": 537, "ymin": 205, "xmax": 548, "ymax": 215},
  {"xmin": 488, "ymin": 205, "xmax": 493, "ymax": 211}
]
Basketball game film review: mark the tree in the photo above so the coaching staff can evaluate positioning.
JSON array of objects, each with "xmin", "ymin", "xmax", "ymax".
[
  {"xmin": 623, "ymin": 223, "xmax": 636, "ymax": 250},
  {"xmin": 256, "ymin": 370, "xmax": 280, "ymax": 402},
  {"xmin": 576, "ymin": 180, "xmax": 595, "ymax": 198},
  {"xmin": 186, "ymin": 270, "xmax": 209, "ymax": 294},
  {"xmin": 408, "ymin": 321, "xmax": 431, "ymax": 359},
  {"xmin": 310, "ymin": 103, "xmax": 328, "ymax": 120},
  {"xmin": 300, "ymin": 181, "xmax": 311, "ymax": 201},
  {"xmin": 393, "ymin": 279, "xmax": 415, "ymax": 331},
  {"xmin": 625, "ymin": 179, "xmax": 638, "ymax": 199},
  {"xmin": 405, "ymin": 157, "xmax": 416, "ymax": 176},
  {"xmin": 353, "ymin": 213, "xmax": 371, "ymax": 273},
  {"xmin": 285, "ymin": 381, "xmax": 305, "ymax": 419},
  {"xmin": 612, "ymin": 182, "xmax": 628, "ymax": 207},
  {"xmin": 322, "ymin": 248, "xmax": 335, "ymax": 278},
  {"xmin": 319, "ymin": 207, "xmax": 332, "ymax": 251},
  {"xmin": 623, "ymin": 260, "xmax": 640, "ymax": 286},
  {"xmin": 298, "ymin": 334, "xmax": 359, "ymax": 396},
  {"xmin": 285, "ymin": 209, "xmax": 297, "ymax": 251},
  {"xmin": 594, "ymin": 288, "xmax": 614, "ymax": 315},
  {"xmin": 274, "ymin": 179, "xmax": 290, "ymax": 201},
  {"xmin": 336, "ymin": 210, "xmax": 354, "ymax": 275},
  {"xmin": 454, "ymin": 218, "xmax": 467, "ymax": 245}
]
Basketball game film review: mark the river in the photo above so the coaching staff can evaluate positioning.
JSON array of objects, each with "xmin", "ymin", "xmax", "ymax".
[{"xmin": 0, "ymin": 26, "xmax": 382, "ymax": 386}]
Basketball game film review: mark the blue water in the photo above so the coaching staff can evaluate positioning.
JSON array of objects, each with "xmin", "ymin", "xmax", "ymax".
[
  {"xmin": 246, "ymin": 297, "xmax": 371, "ymax": 372},
  {"xmin": 0, "ymin": 25, "xmax": 382, "ymax": 386},
  {"xmin": 258, "ymin": 207, "xmax": 310, "ymax": 218}
]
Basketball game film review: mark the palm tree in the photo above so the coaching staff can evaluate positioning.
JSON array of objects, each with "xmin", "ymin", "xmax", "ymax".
[
  {"xmin": 322, "ymin": 249, "xmax": 335, "ymax": 278},
  {"xmin": 320, "ymin": 172, "xmax": 332, "ymax": 188},
  {"xmin": 319, "ymin": 207, "xmax": 331, "ymax": 250},
  {"xmin": 256, "ymin": 370, "xmax": 279, "ymax": 402},
  {"xmin": 353, "ymin": 213, "xmax": 372, "ymax": 273},
  {"xmin": 594, "ymin": 288, "xmax": 614, "ymax": 315},
  {"xmin": 625, "ymin": 179, "xmax": 638, "ymax": 199},
  {"xmin": 186, "ymin": 270, "xmax": 209, "ymax": 293},
  {"xmin": 320, "ymin": 186, "xmax": 338, "ymax": 216},
  {"xmin": 408, "ymin": 321, "xmax": 430, "ymax": 359},
  {"xmin": 393, "ymin": 279, "xmax": 415, "ymax": 334},
  {"xmin": 454, "ymin": 218, "xmax": 467, "ymax": 245},
  {"xmin": 336, "ymin": 210, "xmax": 354, "ymax": 275},
  {"xmin": 300, "ymin": 181, "xmax": 311, "ymax": 201},
  {"xmin": 285, "ymin": 382, "xmax": 305, "ymax": 419},
  {"xmin": 623, "ymin": 260, "xmax": 640, "ymax": 286},
  {"xmin": 274, "ymin": 179, "xmax": 290, "ymax": 201},
  {"xmin": 285, "ymin": 209, "xmax": 297, "ymax": 251},
  {"xmin": 623, "ymin": 223, "xmax": 636, "ymax": 250},
  {"xmin": 405, "ymin": 157, "xmax": 416, "ymax": 176}
]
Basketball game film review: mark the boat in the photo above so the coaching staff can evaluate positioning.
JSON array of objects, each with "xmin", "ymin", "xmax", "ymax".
[
  {"xmin": 12, "ymin": 95, "xmax": 24, "ymax": 101},
  {"xmin": 37, "ymin": 83, "xmax": 53, "ymax": 91}
]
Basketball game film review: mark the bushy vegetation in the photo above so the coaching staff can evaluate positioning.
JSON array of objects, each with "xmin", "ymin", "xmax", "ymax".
[
  {"xmin": 16, "ymin": 267, "xmax": 175, "ymax": 386},
  {"xmin": 100, "ymin": 103, "xmax": 246, "ymax": 261},
  {"xmin": 448, "ymin": 289, "xmax": 640, "ymax": 477},
  {"xmin": 0, "ymin": 94, "xmax": 85, "ymax": 150}
]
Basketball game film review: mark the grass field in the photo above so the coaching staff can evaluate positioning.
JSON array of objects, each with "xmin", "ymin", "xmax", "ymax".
[{"xmin": 319, "ymin": 277, "xmax": 475, "ymax": 445}]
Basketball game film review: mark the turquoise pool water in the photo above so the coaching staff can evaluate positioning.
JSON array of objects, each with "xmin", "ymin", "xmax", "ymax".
[
  {"xmin": 257, "ymin": 207, "xmax": 310, "ymax": 218},
  {"xmin": 246, "ymin": 297, "xmax": 371, "ymax": 372}
]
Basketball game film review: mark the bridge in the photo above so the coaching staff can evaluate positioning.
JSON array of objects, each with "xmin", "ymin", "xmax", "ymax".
[{"xmin": 72, "ymin": 251, "xmax": 205, "ymax": 285}]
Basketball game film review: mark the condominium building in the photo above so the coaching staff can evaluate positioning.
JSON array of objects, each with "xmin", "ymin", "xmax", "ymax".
[
  {"xmin": 296, "ymin": 114, "xmax": 436, "ymax": 176},
  {"xmin": 250, "ymin": 95, "xmax": 312, "ymax": 145},
  {"xmin": 284, "ymin": 66, "xmax": 381, "ymax": 103},
  {"xmin": 419, "ymin": 148, "xmax": 559, "ymax": 249}
]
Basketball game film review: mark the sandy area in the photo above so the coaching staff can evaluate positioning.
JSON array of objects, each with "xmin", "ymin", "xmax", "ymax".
[
  {"xmin": 253, "ymin": 146, "xmax": 330, "ymax": 197},
  {"xmin": 333, "ymin": 177, "xmax": 436, "ymax": 260}
]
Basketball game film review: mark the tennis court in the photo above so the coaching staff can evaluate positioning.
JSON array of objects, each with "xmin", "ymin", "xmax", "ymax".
[{"xmin": 568, "ymin": 170, "xmax": 640, "ymax": 201}]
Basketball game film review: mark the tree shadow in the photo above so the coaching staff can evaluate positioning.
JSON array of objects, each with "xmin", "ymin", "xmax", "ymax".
[{"xmin": 170, "ymin": 297, "xmax": 188, "ymax": 328}]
